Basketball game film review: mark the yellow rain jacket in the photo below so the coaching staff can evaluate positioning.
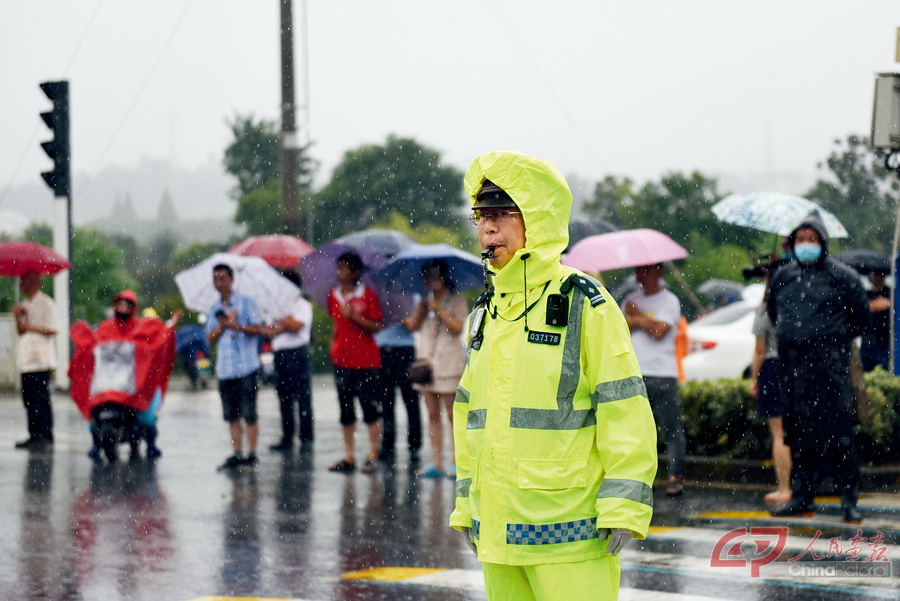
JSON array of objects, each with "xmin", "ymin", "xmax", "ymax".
[{"xmin": 449, "ymin": 151, "xmax": 658, "ymax": 566}]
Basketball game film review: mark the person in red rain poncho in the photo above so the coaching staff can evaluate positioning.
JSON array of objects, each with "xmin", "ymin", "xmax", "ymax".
[{"xmin": 69, "ymin": 290, "xmax": 178, "ymax": 458}]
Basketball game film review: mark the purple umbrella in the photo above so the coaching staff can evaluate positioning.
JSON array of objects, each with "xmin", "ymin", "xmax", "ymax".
[
  {"xmin": 299, "ymin": 241, "xmax": 414, "ymax": 324},
  {"xmin": 336, "ymin": 229, "xmax": 415, "ymax": 258}
]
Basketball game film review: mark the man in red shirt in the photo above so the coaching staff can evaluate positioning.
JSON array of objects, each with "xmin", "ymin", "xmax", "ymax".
[{"xmin": 327, "ymin": 252, "xmax": 384, "ymax": 474}]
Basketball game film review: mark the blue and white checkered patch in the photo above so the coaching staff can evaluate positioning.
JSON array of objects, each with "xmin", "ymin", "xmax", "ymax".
[{"xmin": 506, "ymin": 517, "xmax": 600, "ymax": 545}]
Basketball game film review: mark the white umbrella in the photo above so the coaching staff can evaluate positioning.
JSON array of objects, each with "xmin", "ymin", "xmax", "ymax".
[
  {"xmin": 711, "ymin": 192, "xmax": 849, "ymax": 238},
  {"xmin": 174, "ymin": 253, "xmax": 300, "ymax": 319}
]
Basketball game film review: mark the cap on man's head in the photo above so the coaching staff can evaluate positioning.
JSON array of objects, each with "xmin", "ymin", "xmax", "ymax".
[{"xmin": 474, "ymin": 179, "xmax": 518, "ymax": 210}]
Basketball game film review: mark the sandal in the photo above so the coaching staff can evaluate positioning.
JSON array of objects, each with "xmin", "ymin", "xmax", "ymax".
[
  {"xmin": 361, "ymin": 459, "xmax": 377, "ymax": 474},
  {"xmin": 328, "ymin": 459, "xmax": 356, "ymax": 473},
  {"xmin": 417, "ymin": 464, "xmax": 445, "ymax": 478}
]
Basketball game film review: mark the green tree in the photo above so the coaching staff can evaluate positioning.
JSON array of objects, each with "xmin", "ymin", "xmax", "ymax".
[
  {"xmin": 233, "ymin": 178, "xmax": 282, "ymax": 236},
  {"xmin": 805, "ymin": 134, "xmax": 899, "ymax": 252},
  {"xmin": 223, "ymin": 114, "xmax": 317, "ymax": 236},
  {"xmin": 582, "ymin": 175, "xmax": 635, "ymax": 227},
  {"xmin": 312, "ymin": 135, "xmax": 466, "ymax": 242},
  {"xmin": 620, "ymin": 171, "xmax": 756, "ymax": 248},
  {"xmin": 223, "ymin": 114, "xmax": 281, "ymax": 199}
]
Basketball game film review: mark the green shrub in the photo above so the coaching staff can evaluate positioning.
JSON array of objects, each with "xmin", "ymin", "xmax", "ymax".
[{"xmin": 676, "ymin": 370, "xmax": 900, "ymax": 465}]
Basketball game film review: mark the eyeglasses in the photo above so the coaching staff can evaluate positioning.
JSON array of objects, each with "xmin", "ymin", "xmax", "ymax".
[{"xmin": 468, "ymin": 210, "xmax": 522, "ymax": 227}]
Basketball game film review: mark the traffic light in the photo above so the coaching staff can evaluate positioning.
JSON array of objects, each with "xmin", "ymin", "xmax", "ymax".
[{"xmin": 39, "ymin": 80, "xmax": 70, "ymax": 197}]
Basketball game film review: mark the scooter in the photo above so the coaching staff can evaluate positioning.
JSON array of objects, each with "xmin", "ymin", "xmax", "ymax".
[
  {"xmin": 195, "ymin": 350, "xmax": 212, "ymax": 389},
  {"xmin": 90, "ymin": 402, "xmax": 144, "ymax": 463}
]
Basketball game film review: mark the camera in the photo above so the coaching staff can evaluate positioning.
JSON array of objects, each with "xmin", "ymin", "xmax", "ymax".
[
  {"xmin": 214, "ymin": 309, "xmax": 227, "ymax": 320},
  {"xmin": 742, "ymin": 264, "xmax": 769, "ymax": 280}
]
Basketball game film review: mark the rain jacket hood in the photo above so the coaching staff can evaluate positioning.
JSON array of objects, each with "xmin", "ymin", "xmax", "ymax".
[
  {"xmin": 788, "ymin": 212, "xmax": 829, "ymax": 262},
  {"xmin": 113, "ymin": 289, "xmax": 139, "ymax": 316},
  {"xmin": 464, "ymin": 151, "xmax": 571, "ymax": 295}
]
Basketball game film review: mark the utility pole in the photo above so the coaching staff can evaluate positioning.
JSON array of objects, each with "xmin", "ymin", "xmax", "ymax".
[{"xmin": 280, "ymin": 0, "xmax": 301, "ymax": 236}]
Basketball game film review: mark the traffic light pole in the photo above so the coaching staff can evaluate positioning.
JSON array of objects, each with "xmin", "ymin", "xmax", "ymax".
[
  {"xmin": 39, "ymin": 80, "xmax": 72, "ymax": 390},
  {"xmin": 52, "ymin": 193, "xmax": 71, "ymax": 390}
]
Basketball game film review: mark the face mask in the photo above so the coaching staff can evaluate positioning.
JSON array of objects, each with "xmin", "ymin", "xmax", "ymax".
[{"xmin": 793, "ymin": 243, "xmax": 822, "ymax": 264}]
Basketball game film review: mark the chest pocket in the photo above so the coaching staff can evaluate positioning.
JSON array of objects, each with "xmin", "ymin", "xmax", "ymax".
[{"xmin": 518, "ymin": 458, "xmax": 588, "ymax": 490}]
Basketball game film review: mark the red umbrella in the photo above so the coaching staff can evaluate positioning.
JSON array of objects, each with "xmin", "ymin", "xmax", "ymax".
[
  {"xmin": 228, "ymin": 234, "xmax": 314, "ymax": 269},
  {"xmin": 0, "ymin": 241, "xmax": 72, "ymax": 276}
]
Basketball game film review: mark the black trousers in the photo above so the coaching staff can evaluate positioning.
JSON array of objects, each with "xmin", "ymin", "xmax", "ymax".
[
  {"xmin": 22, "ymin": 370, "xmax": 53, "ymax": 440},
  {"xmin": 791, "ymin": 434, "xmax": 860, "ymax": 507},
  {"xmin": 274, "ymin": 347, "xmax": 314, "ymax": 443},
  {"xmin": 379, "ymin": 346, "xmax": 422, "ymax": 454}
]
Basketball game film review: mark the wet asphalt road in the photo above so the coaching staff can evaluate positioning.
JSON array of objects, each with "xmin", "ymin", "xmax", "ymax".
[{"xmin": 1, "ymin": 375, "xmax": 899, "ymax": 601}]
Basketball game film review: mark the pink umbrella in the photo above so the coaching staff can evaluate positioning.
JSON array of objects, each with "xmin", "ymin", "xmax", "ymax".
[{"xmin": 562, "ymin": 228, "xmax": 689, "ymax": 272}]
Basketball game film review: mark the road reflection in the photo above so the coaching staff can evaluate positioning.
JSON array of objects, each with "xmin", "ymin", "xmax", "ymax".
[
  {"xmin": 71, "ymin": 458, "xmax": 174, "ymax": 597},
  {"xmin": 220, "ymin": 468, "xmax": 261, "ymax": 595}
]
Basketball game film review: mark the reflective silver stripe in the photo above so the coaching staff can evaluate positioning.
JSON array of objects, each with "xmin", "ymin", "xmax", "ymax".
[
  {"xmin": 597, "ymin": 478, "xmax": 653, "ymax": 507},
  {"xmin": 467, "ymin": 409, "xmax": 487, "ymax": 430},
  {"xmin": 455, "ymin": 386, "xmax": 470, "ymax": 404},
  {"xmin": 592, "ymin": 376, "xmax": 647, "ymax": 406},
  {"xmin": 510, "ymin": 286, "xmax": 594, "ymax": 430},
  {"xmin": 456, "ymin": 478, "xmax": 471, "ymax": 498},
  {"xmin": 507, "ymin": 517, "xmax": 600, "ymax": 545}
]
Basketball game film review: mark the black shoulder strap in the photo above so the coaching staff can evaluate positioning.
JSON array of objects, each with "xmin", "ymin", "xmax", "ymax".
[
  {"xmin": 560, "ymin": 273, "xmax": 606, "ymax": 307},
  {"xmin": 473, "ymin": 289, "xmax": 491, "ymax": 310}
]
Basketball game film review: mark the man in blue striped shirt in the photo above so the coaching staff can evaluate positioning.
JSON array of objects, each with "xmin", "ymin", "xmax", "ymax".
[{"xmin": 207, "ymin": 263, "xmax": 264, "ymax": 470}]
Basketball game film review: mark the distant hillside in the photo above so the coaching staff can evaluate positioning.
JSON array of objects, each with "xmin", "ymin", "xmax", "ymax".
[{"xmin": 1, "ymin": 156, "xmax": 236, "ymax": 235}]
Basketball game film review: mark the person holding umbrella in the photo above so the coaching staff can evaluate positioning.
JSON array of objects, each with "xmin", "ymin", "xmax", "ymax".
[
  {"xmin": 402, "ymin": 259, "xmax": 467, "ymax": 478},
  {"xmin": 622, "ymin": 263, "xmax": 687, "ymax": 497},
  {"xmin": 326, "ymin": 252, "xmax": 385, "ymax": 474},
  {"xmin": 13, "ymin": 271, "xmax": 58, "ymax": 450},
  {"xmin": 207, "ymin": 263, "xmax": 265, "ymax": 471}
]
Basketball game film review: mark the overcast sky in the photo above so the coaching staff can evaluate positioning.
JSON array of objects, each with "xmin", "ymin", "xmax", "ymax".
[{"xmin": 2, "ymin": 1, "xmax": 899, "ymax": 210}]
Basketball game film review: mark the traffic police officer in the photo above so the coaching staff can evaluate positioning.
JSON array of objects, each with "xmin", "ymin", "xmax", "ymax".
[{"xmin": 450, "ymin": 151, "xmax": 658, "ymax": 601}]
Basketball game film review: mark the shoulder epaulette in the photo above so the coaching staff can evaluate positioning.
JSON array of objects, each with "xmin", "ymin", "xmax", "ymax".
[
  {"xmin": 473, "ymin": 289, "xmax": 491, "ymax": 309},
  {"xmin": 560, "ymin": 274, "xmax": 606, "ymax": 307}
]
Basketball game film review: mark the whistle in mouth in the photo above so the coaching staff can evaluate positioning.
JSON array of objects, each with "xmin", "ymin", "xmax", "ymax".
[{"xmin": 482, "ymin": 246, "xmax": 496, "ymax": 259}]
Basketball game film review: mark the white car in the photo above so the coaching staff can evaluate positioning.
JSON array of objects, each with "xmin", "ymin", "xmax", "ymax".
[{"xmin": 682, "ymin": 299, "xmax": 759, "ymax": 381}]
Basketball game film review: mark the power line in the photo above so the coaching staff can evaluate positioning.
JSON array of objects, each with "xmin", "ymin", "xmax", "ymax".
[{"xmin": 485, "ymin": 0, "xmax": 604, "ymax": 166}]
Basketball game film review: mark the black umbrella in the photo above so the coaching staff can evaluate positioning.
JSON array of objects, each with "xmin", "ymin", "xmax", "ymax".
[
  {"xmin": 566, "ymin": 219, "xmax": 620, "ymax": 252},
  {"xmin": 834, "ymin": 250, "xmax": 891, "ymax": 275}
]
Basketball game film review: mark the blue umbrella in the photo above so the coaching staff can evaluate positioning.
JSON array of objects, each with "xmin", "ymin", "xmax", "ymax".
[{"xmin": 373, "ymin": 243, "xmax": 484, "ymax": 295}]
